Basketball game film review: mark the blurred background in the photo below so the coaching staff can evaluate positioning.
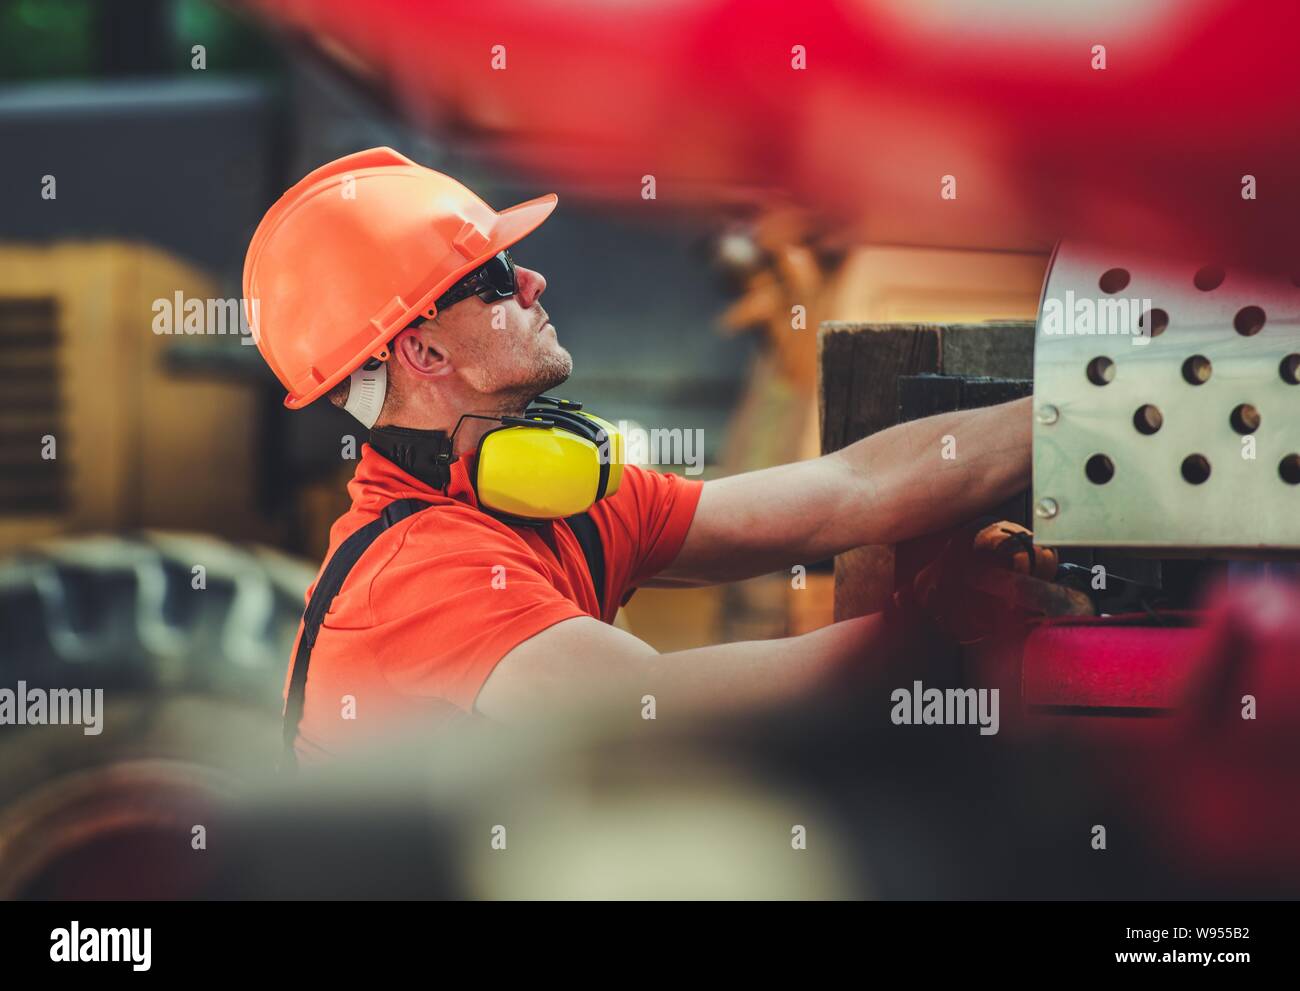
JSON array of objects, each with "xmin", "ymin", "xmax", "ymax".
[
  {"xmin": 0, "ymin": 0, "xmax": 1051, "ymax": 651},
  {"xmin": 0, "ymin": 0, "xmax": 1296, "ymax": 900}
]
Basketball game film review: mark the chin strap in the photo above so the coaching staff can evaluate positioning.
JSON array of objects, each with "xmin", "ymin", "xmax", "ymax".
[
  {"xmin": 343, "ymin": 360, "xmax": 388, "ymax": 428},
  {"xmin": 368, "ymin": 424, "xmax": 456, "ymax": 490}
]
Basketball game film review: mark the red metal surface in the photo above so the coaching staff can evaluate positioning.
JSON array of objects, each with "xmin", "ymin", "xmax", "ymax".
[{"xmin": 1022, "ymin": 615, "xmax": 1206, "ymax": 709}]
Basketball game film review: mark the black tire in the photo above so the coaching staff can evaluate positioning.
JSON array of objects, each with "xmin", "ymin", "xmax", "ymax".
[
  {"xmin": 0, "ymin": 533, "xmax": 314, "ymax": 897},
  {"xmin": 0, "ymin": 531, "xmax": 313, "ymax": 703}
]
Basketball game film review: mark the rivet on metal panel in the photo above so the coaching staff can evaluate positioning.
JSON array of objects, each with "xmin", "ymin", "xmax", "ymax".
[
  {"xmin": 1035, "ymin": 498, "xmax": 1059, "ymax": 519},
  {"xmin": 1036, "ymin": 404, "xmax": 1059, "ymax": 425}
]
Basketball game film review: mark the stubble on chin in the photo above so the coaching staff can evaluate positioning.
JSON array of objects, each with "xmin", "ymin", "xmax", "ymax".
[
  {"xmin": 537, "ymin": 343, "xmax": 573, "ymax": 392},
  {"xmin": 495, "ymin": 343, "xmax": 573, "ymax": 411}
]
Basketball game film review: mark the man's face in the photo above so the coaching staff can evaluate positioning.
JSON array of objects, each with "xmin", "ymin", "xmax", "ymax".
[{"xmin": 433, "ymin": 261, "xmax": 572, "ymax": 405}]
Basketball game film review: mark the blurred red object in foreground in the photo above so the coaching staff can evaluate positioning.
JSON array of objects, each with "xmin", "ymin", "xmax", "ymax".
[
  {"xmin": 1023, "ymin": 581, "xmax": 1300, "ymax": 886},
  {"xmin": 243, "ymin": 0, "xmax": 1300, "ymax": 271},
  {"xmin": 1135, "ymin": 580, "xmax": 1300, "ymax": 885}
]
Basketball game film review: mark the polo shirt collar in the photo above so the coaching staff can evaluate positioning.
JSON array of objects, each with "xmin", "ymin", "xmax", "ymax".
[{"xmin": 350, "ymin": 443, "xmax": 481, "ymax": 513}]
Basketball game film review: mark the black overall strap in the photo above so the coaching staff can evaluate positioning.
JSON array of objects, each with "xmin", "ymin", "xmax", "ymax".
[
  {"xmin": 281, "ymin": 498, "xmax": 432, "ymax": 771},
  {"xmin": 282, "ymin": 501, "xmax": 608, "ymax": 771},
  {"xmin": 565, "ymin": 511, "xmax": 606, "ymax": 617}
]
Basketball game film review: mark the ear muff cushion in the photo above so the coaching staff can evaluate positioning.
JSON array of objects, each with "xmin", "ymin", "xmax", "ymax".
[{"xmin": 476, "ymin": 425, "xmax": 601, "ymax": 519}]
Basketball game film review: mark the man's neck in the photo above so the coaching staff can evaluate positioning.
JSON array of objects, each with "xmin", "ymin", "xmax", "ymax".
[
  {"xmin": 383, "ymin": 398, "xmax": 533, "ymax": 459},
  {"xmin": 448, "ymin": 413, "xmax": 504, "ymax": 458}
]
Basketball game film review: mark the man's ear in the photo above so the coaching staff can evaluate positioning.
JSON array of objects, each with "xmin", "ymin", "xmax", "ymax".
[{"xmin": 393, "ymin": 323, "xmax": 452, "ymax": 380}]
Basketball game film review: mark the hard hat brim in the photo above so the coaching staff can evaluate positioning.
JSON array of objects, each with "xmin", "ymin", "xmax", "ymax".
[{"xmin": 489, "ymin": 192, "xmax": 558, "ymax": 253}]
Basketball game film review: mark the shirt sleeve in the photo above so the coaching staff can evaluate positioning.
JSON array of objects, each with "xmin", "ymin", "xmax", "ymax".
[
  {"xmin": 588, "ymin": 464, "xmax": 704, "ymax": 609},
  {"xmin": 364, "ymin": 512, "xmax": 588, "ymax": 711}
]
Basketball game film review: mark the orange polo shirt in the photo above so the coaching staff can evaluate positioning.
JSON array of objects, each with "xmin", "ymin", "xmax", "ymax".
[{"xmin": 286, "ymin": 443, "xmax": 704, "ymax": 763}]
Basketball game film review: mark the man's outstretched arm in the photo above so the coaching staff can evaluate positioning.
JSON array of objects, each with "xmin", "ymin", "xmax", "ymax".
[
  {"xmin": 651, "ymin": 396, "xmax": 1033, "ymax": 587},
  {"xmin": 475, "ymin": 612, "xmax": 893, "ymax": 722}
]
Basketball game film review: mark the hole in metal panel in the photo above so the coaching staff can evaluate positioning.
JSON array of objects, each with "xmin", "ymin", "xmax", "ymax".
[
  {"xmin": 1138, "ymin": 307, "xmax": 1168, "ymax": 337},
  {"xmin": 1085, "ymin": 454, "xmax": 1115, "ymax": 484},
  {"xmin": 1282, "ymin": 354, "xmax": 1300, "ymax": 385},
  {"xmin": 1193, "ymin": 265, "xmax": 1225, "ymax": 291},
  {"xmin": 1181, "ymin": 454, "xmax": 1211, "ymax": 484},
  {"xmin": 1098, "ymin": 268, "xmax": 1130, "ymax": 294},
  {"xmin": 1281, "ymin": 455, "xmax": 1300, "ymax": 485},
  {"xmin": 1233, "ymin": 305, "xmax": 1266, "ymax": 336},
  {"xmin": 1086, "ymin": 356, "xmax": 1115, "ymax": 385},
  {"xmin": 1133, "ymin": 404, "xmax": 1163, "ymax": 434},
  {"xmin": 1230, "ymin": 403, "xmax": 1261, "ymax": 434},
  {"xmin": 1182, "ymin": 355, "xmax": 1212, "ymax": 384}
]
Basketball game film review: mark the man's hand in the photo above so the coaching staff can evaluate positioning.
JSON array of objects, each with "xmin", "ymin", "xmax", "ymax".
[
  {"xmin": 653, "ymin": 396, "xmax": 1033, "ymax": 587},
  {"xmin": 900, "ymin": 519, "xmax": 1068, "ymax": 643}
]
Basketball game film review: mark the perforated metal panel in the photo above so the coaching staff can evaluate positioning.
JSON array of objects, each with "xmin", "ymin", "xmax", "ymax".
[{"xmin": 1032, "ymin": 243, "xmax": 1300, "ymax": 551}]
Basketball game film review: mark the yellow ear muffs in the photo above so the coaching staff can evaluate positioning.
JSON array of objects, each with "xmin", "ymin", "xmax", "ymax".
[
  {"xmin": 468, "ymin": 400, "xmax": 625, "ymax": 522},
  {"xmin": 523, "ymin": 407, "xmax": 623, "ymax": 502},
  {"xmin": 475, "ymin": 420, "xmax": 603, "ymax": 520}
]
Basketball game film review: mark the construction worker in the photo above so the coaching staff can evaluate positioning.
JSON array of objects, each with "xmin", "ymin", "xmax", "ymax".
[{"xmin": 244, "ymin": 148, "xmax": 1032, "ymax": 766}]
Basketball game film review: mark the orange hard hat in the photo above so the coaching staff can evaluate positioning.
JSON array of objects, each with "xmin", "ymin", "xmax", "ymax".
[{"xmin": 242, "ymin": 146, "xmax": 557, "ymax": 409}]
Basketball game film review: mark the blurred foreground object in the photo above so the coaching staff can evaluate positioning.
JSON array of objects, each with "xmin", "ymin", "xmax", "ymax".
[
  {"xmin": 238, "ymin": 0, "xmax": 1300, "ymax": 270},
  {"xmin": 1, "ymin": 536, "xmax": 1295, "ymax": 898},
  {"xmin": 0, "ymin": 533, "xmax": 308, "ymax": 896}
]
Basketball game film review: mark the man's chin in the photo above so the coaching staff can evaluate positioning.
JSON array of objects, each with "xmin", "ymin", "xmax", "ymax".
[{"xmin": 533, "ymin": 346, "xmax": 573, "ymax": 395}]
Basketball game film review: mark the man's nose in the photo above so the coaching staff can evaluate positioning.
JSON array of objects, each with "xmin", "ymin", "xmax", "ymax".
[{"xmin": 514, "ymin": 265, "xmax": 546, "ymax": 307}]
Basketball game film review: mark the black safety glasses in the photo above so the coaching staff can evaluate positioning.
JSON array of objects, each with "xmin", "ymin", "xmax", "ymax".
[{"xmin": 435, "ymin": 249, "xmax": 517, "ymax": 312}]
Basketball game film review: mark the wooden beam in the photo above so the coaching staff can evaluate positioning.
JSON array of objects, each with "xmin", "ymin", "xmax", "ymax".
[
  {"xmin": 818, "ymin": 324, "xmax": 940, "ymax": 619},
  {"xmin": 817, "ymin": 321, "xmax": 1034, "ymax": 620}
]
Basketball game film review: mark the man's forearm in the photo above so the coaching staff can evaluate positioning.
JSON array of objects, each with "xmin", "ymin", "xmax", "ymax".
[
  {"xmin": 657, "ymin": 397, "xmax": 1033, "ymax": 587},
  {"xmin": 478, "ymin": 613, "xmax": 892, "ymax": 722},
  {"xmin": 824, "ymin": 395, "xmax": 1032, "ymax": 550},
  {"xmin": 641, "ymin": 611, "xmax": 889, "ymax": 715}
]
